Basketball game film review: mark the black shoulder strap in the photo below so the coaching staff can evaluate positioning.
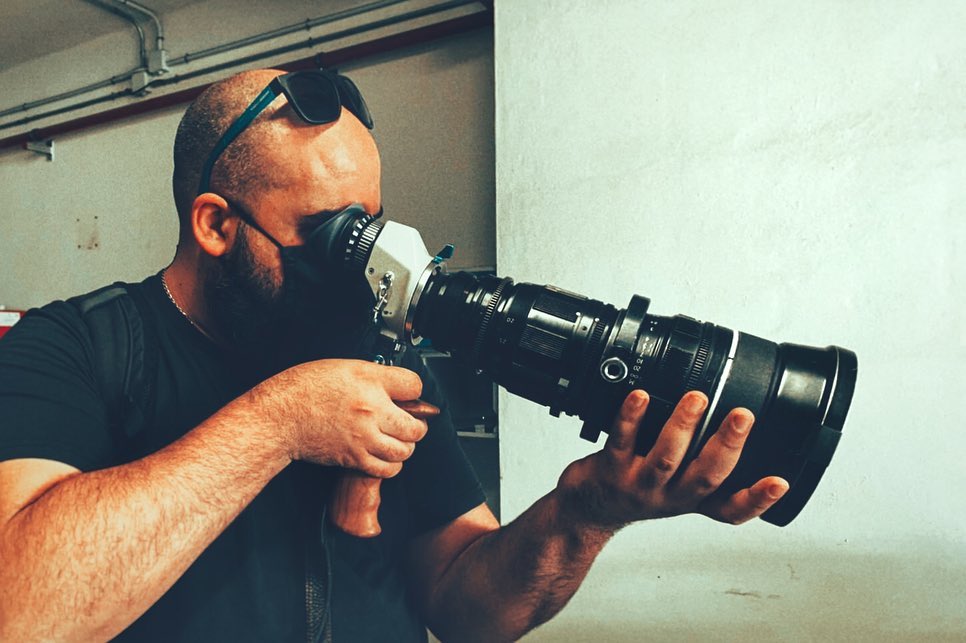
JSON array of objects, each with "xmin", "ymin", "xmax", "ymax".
[{"xmin": 68, "ymin": 282, "xmax": 158, "ymax": 441}]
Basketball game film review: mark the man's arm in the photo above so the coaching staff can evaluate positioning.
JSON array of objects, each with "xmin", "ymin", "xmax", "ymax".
[
  {"xmin": 409, "ymin": 390, "xmax": 789, "ymax": 642},
  {"xmin": 0, "ymin": 401, "xmax": 288, "ymax": 641},
  {"xmin": 0, "ymin": 360, "xmax": 427, "ymax": 641}
]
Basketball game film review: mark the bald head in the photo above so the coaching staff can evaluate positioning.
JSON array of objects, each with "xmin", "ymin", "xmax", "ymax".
[{"xmin": 171, "ymin": 68, "xmax": 380, "ymax": 238}]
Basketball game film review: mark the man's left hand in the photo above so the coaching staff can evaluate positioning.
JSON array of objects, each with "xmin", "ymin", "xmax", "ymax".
[{"xmin": 557, "ymin": 390, "xmax": 789, "ymax": 528}]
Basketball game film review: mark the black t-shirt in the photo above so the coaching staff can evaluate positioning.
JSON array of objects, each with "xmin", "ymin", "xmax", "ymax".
[{"xmin": 0, "ymin": 273, "xmax": 485, "ymax": 642}]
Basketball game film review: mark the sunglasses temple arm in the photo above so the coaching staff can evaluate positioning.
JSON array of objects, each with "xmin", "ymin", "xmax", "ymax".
[{"xmin": 197, "ymin": 85, "xmax": 280, "ymax": 194}]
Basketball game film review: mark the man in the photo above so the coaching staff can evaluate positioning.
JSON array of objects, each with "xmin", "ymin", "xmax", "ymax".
[{"xmin": 0, "ymin": 69, "xmax": 788, "ymax": 641}]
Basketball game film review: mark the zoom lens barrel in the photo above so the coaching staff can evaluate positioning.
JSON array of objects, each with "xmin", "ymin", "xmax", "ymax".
[{"xmin": 414, "ymin": 271, "xmax": 857, "ymax": 526}]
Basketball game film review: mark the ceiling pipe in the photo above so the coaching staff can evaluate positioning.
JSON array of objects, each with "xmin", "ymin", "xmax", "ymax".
[
  {"xmin": 0, "ymin": 0, "xmax": 483, "ymax": 129},
  {"xmin": 170, "ymin": 0, "xmax": 408, "ymax": 66},
  {"xmin": 113, "ymin": 0, "xmax": 169, "ymax": 83},
  {"xmin": 83, "ymin": 0, "xmax": 149, "ymax": 67},
  {"xmin": 115, "ymin": 0, "xmax": 165, "ymax": 51},
  {"xmin": 0, "ymin": 11, "xmax": 490, "ymax": 152},
  {"xmin": 0, "ymin": 0, "xmax": 170, "ymax": 119},
  {"xmin": 97, "ymin": 0, "xmax": 170, "ymax": 90},
  {"xmin": 0, "ymin": 71, "xmax": 140, "ymax": 119},
  {"xmin": 0, "ymin": 0, "xmax": 458, "ymax": 121}
]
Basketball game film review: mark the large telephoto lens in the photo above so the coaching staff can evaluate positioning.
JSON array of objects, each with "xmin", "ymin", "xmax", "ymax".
[{"xmin": 413, "ymin": 272, "xmax": 858, "ymax": 526}]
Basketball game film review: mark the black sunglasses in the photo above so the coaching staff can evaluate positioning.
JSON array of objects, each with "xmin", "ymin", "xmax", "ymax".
[{"xmin": 197, "ymin": 70, "xmax": 373, "ymax": 195}]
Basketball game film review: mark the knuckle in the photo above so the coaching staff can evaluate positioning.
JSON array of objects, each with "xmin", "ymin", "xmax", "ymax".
[
  {"xmin": 652, "ymin": 456, "xmax": 677, "ymax": 474},
  {"xmin": 383, "ymin": 443, "xmax": 402, "ymax": 462},
  {"xmin": 723, "ymin": 423, "xmax": 752, "ymax": 447},
  {"xmin": 663, "ymin": 418, "xmax": 694, "ymax": 437},
  {"xmin": 638, "ymin": 469, "xmax": 662, "ymax": 489},
  {"xmin": 368, "ymin": 462, "xmax": 388, "ymax": 478},
  {"xmin": 606, "ymin": 433, "xmax": 631, "ymax": 452},
  {"xmin": 393, "ymin": 441, "xmax": 416, "ymax": 462},
  {"xmin": 351, "ymin": 445, "xmax": 369, "ymax": 466},
  {"xmin": 359, "ymin": 459, "xmax": 379, "ymax": 476},
  {"xmin": 692, "ymin": 474, "xmax": 718, "ymax": 494},
  {"xmin": 394, "ymin": 367, "xmax": 423, "ymax": 398},
  {"xmin": 399, "ymin": 417, "xmax": 426, "ymax": 442},
  {"xmin": 708, "ymin": 507, "xmax": 741, "ymax": 525},
  {"xmin": 754, "ymin": 497, "xmax": 774, "ymax": 512},
  {"xmin": 409, "ymin": 374, "xmax": 423, "ymax": 398},
  {"xmin": 413, "ymin": 419, "xmax": 429, "ymax": 441},
  {"xmin": 383, "ymin": 461, "xmax": 404, "ymax": 478},
  {"xmin": 728, "ymin": 513, "xmax": 748, "ymax": 526},
  {"xmin": 718, "ymin": 434, "xmax": 746, "ymax": 451}
]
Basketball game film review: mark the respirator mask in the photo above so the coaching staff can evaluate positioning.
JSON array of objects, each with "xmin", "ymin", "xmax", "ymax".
[
  {"xmin": 219, "ymin": 199, "xmax": 377, "ymax": 366},
  {"xmin": 302, "ymin": 204, "xmax": 858, "ymax": 527}
]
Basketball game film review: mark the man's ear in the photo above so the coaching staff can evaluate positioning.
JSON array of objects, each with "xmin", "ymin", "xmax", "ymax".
[{"xmin": 191, "ymin": 193, "xmax": 238, "ymax": 257}]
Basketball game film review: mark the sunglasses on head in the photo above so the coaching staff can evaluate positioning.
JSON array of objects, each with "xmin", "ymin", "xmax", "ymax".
[{"xmin": 197, "ymin": 69, "xmax": 374, "ymax": 195}]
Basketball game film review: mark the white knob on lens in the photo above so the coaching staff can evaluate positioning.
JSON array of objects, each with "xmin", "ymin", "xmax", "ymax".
[{"xmin": 600, "ymin": 357, "xmax": 629, "ymax": 382}]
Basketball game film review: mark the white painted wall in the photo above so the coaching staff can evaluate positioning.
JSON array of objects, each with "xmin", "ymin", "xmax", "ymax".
[
  {"xmin": 495, "ymin": 2, "xmax": 965, "ymax": 640},
  {"xmin": 0, "ymin": 3, "xmax": 493, "ymax": 309}
]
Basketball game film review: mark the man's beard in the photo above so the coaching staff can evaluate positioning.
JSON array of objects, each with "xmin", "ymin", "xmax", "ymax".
[{"xmin": 204, "ymin": 228, "xmax": 374, "ymax": 375}]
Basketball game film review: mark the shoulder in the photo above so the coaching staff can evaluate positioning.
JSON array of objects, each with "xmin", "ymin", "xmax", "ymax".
[
  {"xmin": 0, "ymin": 279, "xmax": 157, "ymax": 469},
  {"xmin": 0, "ymin": 298, "xmax": 93, "ymax": 368},
  {"xmin": 0, "ymin": 279, "xmax": 148, "ymax": 373}
]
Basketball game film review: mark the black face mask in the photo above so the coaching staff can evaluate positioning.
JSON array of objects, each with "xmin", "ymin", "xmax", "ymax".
[{"xmin": 227, "ymin": 202, "xmax": 377, "ymax": 365}]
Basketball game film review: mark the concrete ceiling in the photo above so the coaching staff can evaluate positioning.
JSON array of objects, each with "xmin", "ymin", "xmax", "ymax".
[{"xmin": 0, "ymin": 0, "xmax": 202, "ymax": 70}]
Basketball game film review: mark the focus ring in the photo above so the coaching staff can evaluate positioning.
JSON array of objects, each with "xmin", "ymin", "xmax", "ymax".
[
  {"xmin": 471, "ymin": 277, "xmax": 511, "ymax": 362},
  {"xmin": 686, "ymin": 326, "xmax": 713, "ymax": 391}
]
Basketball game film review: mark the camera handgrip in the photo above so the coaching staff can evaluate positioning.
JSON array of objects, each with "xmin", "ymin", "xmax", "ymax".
[
  {"xmin": 330, "ymin": 399, "xmax": 440, "ymax": 537},
  {"xmin": 331, "ymin": 471, "xmax": 383, "ymax": 537}
]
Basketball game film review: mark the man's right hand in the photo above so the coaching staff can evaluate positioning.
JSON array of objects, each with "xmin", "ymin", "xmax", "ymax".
[{"xmin": 243, "ymin": 359, "xmax": 429, "ymax": 478}]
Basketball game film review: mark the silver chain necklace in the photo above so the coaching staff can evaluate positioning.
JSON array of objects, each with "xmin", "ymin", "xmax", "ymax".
[{"xmin": 161, "ymin": 268, "xmax": 202, "ymax": 332}]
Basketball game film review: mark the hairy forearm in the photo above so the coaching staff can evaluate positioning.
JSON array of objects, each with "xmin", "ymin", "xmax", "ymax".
[
  {"xmin": 0, "ymin": 394, "xmax": 290, "ymax": 641},
  {"xmin": 427, "ymin": 489, "xmax": 617, "ymax": 642}
]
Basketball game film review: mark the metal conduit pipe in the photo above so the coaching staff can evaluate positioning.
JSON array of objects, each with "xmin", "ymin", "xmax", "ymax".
[
  {"xmin": 0, "ymin": 70, "xmax": 145, "ymax": 118},
  {"xmin": 0, "ymin": 0, "xmax": 163, "ymax": 119},
  {"xmin": 0, "ymin": 0, "xmax": 435, "ymax": 121},
  {"xmin": 116, "ymin": 0, "xmax": 165, "ymax": 50},
  {"xmin": 0, "ymin": 10, "xmax": 490, "ymax": 152},
  {"xmin": 0, "ymin": 1, "xmax": 485, "ymax": 136},
  {"xmin": 154, "ymin": 0, "xmax": 477, "ymax": 88},
  {"xmin": 83, "ymin": 0, "xmax": 149, "ymax": 67},
  {"xmin": 168, "ymin": 0, "xmax": 407, "ymax": 65}
]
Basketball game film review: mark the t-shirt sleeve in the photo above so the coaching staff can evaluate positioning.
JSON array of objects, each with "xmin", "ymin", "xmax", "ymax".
[
  {"xmin": 398, "ymin": 349, "xmax": 486, "ymax": 535},
  {"xmin": 0, "ymin": 303, "xmax": 115, "ymax": 471}
]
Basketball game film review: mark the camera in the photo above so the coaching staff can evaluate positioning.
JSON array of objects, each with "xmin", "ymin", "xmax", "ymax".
[{"xmin": 307, "ymin": 206, "xmax": 858, "ymax": 526}]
